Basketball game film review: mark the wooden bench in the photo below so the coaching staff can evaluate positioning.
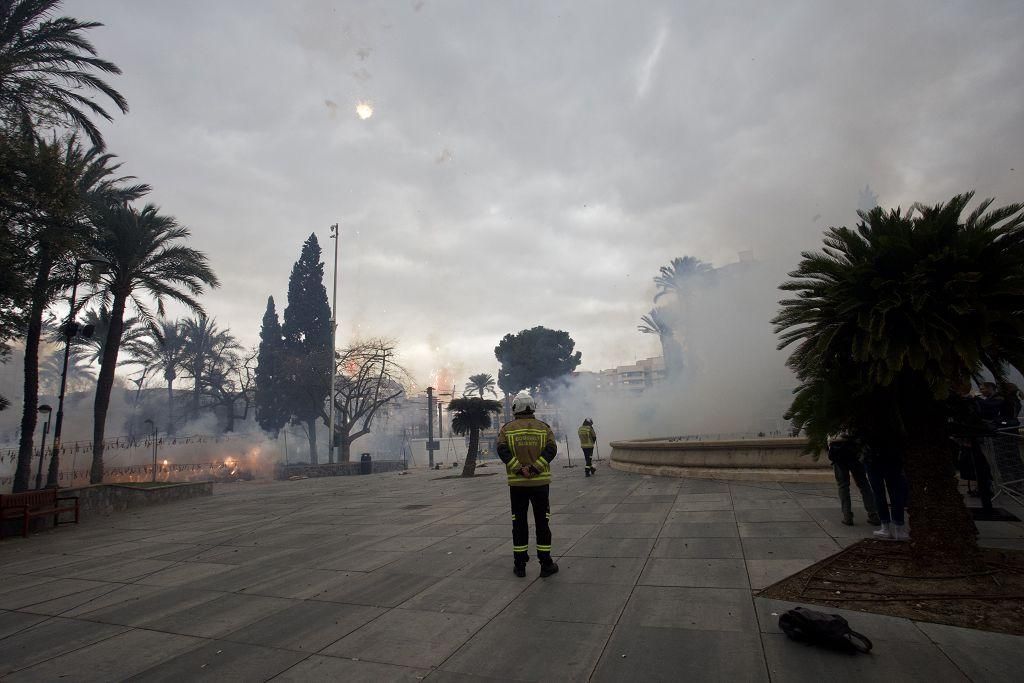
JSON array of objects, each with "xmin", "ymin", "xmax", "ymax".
[{"xmin": 0, "ymin": 489, "xmax": 79, "ymax": 540}]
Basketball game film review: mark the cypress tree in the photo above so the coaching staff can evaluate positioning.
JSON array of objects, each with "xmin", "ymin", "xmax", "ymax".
[
  {"xmin": 255, "ymin": 296, "xmax": 287, "ymax": 436},
  {"xmin": 281, "ymin": 234, "xmax": 332, "ymax": 463}
]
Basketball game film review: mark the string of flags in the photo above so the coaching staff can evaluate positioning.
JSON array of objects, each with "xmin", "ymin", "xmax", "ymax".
[
  {"xmin": 0, "ymin": 432, "xmax": 253, "ymax": 464},
  {"xmin": 0, "ymin": 461, "xmax": 239, "ymax": 487}
]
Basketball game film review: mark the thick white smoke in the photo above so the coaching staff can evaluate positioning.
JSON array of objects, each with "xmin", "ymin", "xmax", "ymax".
[{"xmin": 548, "ymin": 254, "xmax": 796, "ymax": 447}]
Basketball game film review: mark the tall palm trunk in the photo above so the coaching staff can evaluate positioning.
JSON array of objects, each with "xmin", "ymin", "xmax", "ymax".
[
  {"xmin": 190, "ymin": 360, "xmax": 202, "ymax": 420},
  {"xmin": 306, "ymin": 418, "xmax": 318, "ymax": 464},
  {"xmin": 461, "ymin": 427, "xmax": 480, "ymax": 478},
  {"xmin": 166, "ymin": 373, "xmax": 175, "ymax": 434},
  {"xmin": 903, "ymin": 415, "xmax": 982, "ymax": 569},
  {"xmin": 90, "ymin": 294, "xmax": 127, "ymax": 484},
  {"xmin": 14, "ymin": 249, "xmax": 53, "ymax": 492}
]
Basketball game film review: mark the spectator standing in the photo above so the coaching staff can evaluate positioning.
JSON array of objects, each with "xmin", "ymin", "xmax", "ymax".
[
  {"xmin": 827, "ymin": 433, "xmax": 880, "ymax": 527},
  {"xmin": 863, "ymin": 438, "xmax": 910, "ymax": 541}
]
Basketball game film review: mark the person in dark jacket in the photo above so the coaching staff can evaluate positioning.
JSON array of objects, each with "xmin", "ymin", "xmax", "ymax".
[
  {"xmin": 951, "ymin": 380, "xmax": 993, "ymax": 515},
  {"xmin": 827, "ymin": 432, "xmax": 880, "ymax": 527}
]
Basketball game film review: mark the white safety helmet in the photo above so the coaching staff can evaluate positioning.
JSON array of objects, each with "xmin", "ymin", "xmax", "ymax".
[{"xmin": 511, "ymin": 392, "xmax": 536, "ymax": 415}]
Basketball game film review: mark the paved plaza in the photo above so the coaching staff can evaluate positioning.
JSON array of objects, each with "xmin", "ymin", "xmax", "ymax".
[{"xmin": 2, "ymin": 464, "xmax": 1023, "ymax": 681}]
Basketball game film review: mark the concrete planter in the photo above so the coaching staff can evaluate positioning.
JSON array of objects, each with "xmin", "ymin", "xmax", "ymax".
[
  {"xmin": 275, "ymin": 460, "xmax": 407, "ymax": 479},
  {"xmin": 610, "ymin": 437, "xmax": 832, "ymax": 482}
]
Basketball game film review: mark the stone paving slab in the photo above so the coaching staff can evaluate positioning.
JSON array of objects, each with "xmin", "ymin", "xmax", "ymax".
[
  {"xmin": 761, "ymin": 633, "xmax": 968, "ymax": 682},
  {"xmin": 746, "ymin": 558, "xmax": 818, "ymax": 590},
  {"xmin": 126, "ymin": 640, "xmax": 307, "ymax": 682},
  {"xmin": 322, "ymin": 607, "xmax": 489, "ymax": 668},
  {"xmin": 740, "ymin": 536, "xmax": 842, "ymax": 560},
  {"xmin": 502, "ymin": 580, "xmax": 632, "ymax": 625},
  {"xmin": 914, "ymin": 622, "xmax": 1024, "ymax": 683},
  {"xmin": 223, "ymin": 599, "xmax": 384, "ymax": 652},
  {"xmin": 397, "ymin": 576, "xmax": 528, "ymax": 617},
  {"xmin": 0, "ymin": 610, "xmax": 47, "ymax": 640},
  {"xmin": 0, "ymin": 616, "xmax": 129, "ymax": 676},
  {"xmin": 651, "ymin": 536, "xmax": 745, "ymax": 559},
  {"xmin": 440, "ymin": 615, "xmax": 612, "ymax": 681},
  {"xmin": 141, "ymin": 592, "xmax": 298, "ymax": 638},
  {"xmin": 4, "ymin": 628, "xmax": 202, "ymax": 682},
  {"xmin": 563, "ymin": 535, "xmax": 656, "ymax": 558},
  {"xmin": 270, "ymin": 654, "xmax": 430, "ymax": 681},
  {"xmin": 619, "ymin": 586, "xmax": 758, "ymax": 632},
  {"xmin": 639, "ymin": 558, "xmax": 751, "ymax": 588},
  {"xmin": 1, "ymin": 466, "xmax": 1023, "ymax": 681},
  {"xmin": 591, "ymin": 626, "xmax": 768, "ymax": 682}
]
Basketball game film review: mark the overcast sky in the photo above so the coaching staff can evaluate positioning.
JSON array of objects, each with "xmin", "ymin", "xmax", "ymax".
[{"xmin": 66, "ymin": 0, "xmax": 1024, "ymax": 390}]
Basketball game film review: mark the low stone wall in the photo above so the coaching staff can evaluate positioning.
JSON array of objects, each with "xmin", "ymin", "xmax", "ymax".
[
  {"xmin": 1, "ymin": 482, "xmax": 213, "ymax": 536},
  {"xmin": 73, "ymin": 482, "xmax": 213, "ymax": 518},
  {"xmin": 275, "ymin": 460, "xmax": 407, "ymax": 479},
  {"xmin": 610, "ymin": 437, "xmax": 833, "ymax": 483}
]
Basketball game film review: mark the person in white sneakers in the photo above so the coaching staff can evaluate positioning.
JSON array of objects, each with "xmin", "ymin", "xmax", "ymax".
[{"xmin": 863, "ymin": 441, "xmax": 909, "ymax": 541}]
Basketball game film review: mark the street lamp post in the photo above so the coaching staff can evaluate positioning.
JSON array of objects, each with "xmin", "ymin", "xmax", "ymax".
[
  {"xmin": 47, "ymin": 257, "xmax": 109, "ymax": 488},
  {"xmin": 328, "ymin": 223, "xmax": 339, "ymax": 464},
  {"xmin": 144, "ymin": 419, "xmax": 158, "ymax": 483},
  {"xmin": 36, "ymin": 405, "xmax": 52, "ymax": 490}
]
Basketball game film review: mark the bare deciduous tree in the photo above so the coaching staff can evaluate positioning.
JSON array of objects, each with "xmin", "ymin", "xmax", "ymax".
[{"xmin": 323, "ymin": 339, "xmax": 409, "ymax": 462}]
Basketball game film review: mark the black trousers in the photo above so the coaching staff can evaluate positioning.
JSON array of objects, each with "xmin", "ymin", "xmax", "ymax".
[
  {"xmin": 582, "ymin": 447, "xmax": 594, "ymax": 468},
  {"xmin": 510, "ymin": 485, "xmax": 551, "ymax": 563}
]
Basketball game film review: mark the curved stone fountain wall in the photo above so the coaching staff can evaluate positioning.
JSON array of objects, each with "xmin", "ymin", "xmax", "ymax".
[{"xmin": 609, "ymin": 436, "xmax": 832, "ymax": 483}]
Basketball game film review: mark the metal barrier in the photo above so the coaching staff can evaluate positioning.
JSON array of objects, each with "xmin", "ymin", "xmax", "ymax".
[{"xmin": 985, "ymin": 426, "xmax": 1024, "ymax": 506}]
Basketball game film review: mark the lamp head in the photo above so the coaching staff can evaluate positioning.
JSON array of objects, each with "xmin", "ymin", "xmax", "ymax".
[{"xmin": 38, "ymin": 404, "xmax": 52, "ymax": 414}]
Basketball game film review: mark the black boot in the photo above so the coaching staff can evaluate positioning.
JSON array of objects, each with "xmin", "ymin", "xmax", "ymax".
[
  {"xmin": 514, "ymin": 563, "xmax": 526, "ymax": 577},
  {"xmin": 585, "ymin": 469, "xmax": 591, "ymax": 477},
  {"xmin": 540, "ymin": 559, "xmax": 559, "ymax": 577}
]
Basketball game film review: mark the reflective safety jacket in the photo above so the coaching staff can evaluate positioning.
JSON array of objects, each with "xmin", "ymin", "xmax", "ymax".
[
  {"xmin": 497, "ymin": 415, "xmax": 557, "ymax": 487},
  {"xmin": 578, "ymin": 424, "xmax": 596, "ymax": 448}
]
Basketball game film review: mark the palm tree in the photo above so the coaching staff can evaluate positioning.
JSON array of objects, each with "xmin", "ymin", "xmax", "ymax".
[
  {"xmin": 773, "ymin": 193, "xmax": 1024, "ymax": 566},
  {"xmin": 128, "ymin": 319, "xmax": 186, "ymax": 436},
  {"xmin": 638, "ymin": 307, "xmax": 683, "ymax": 377},
  {"xmin": 0, "ymin": 0, "xmax": 128, "ymax": 148},
  {"xmin": 653, "ymin": 256, "xmax": 713, "ymax": 302},
  {"xmin": 8, "ymin": 133, "xmax": 144, "ymax": 491},
  {"xmin": 38, "ymin": 347, "xmax": 91, "ymax": 395},
  {"xmin": 181, "ymin": 315, "xmax": 237, "ymax": 421},
  {"xmin": 464, "ymin": 372, "xmax": 497, "ymax": 398},
  {"xmin": 88, "ymin": 204, "xmax": 218, "ymax": 483},
  {"xmin": 448, "ymin": 397, "xmax": 503, "ymax": 477},
  {"xmin": 66, "ymin": 305, "xmax": 146, "ymax": 367}
]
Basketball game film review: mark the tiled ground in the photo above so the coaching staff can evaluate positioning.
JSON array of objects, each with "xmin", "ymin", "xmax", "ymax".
[{"xmin": 1, "ymin": 464, "xmax": 1023, "ymax": 681}]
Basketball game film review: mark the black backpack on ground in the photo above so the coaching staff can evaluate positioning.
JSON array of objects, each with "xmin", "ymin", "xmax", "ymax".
[{"xmin": 778, "ymin": 607, "xmax": 873, "ymax": 654}]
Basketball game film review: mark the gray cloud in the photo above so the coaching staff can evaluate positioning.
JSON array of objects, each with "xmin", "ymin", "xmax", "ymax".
[{"xmin": 66, "ymin": 0, "xmax": 1024, "ymax": 389}]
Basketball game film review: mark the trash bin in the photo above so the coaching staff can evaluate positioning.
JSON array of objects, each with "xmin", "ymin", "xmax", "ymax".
[{"xmin": 360, "ymin": 453, "xmax": 372, "ymax": 475}]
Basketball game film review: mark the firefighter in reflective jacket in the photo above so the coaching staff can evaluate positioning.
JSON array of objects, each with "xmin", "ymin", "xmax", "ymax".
[
  {"xmin": 578, "ymin": 418, "xmax": 597, "ymax": 477},
  {"xmin": 497, "ymin": 392, "xmax": 559, "ymax": 578}
]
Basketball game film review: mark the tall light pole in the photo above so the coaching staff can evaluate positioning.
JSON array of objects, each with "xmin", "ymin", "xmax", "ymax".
[
  {"xmin": 47, "ymin": 257, "xmax": 109, "ymax": 488},
  {"xmin": 426, "ymin": 386, "xmax": 435, "ymax": 468},
  {"xmin": 36, "ymin": 405, "xmax": 52, "ymax": 489},
  {"xmin": 328, "ymin": 223, "xmax": 339, "ymax": 464},
  {"xmin": 144, "ymin": 419, "xmax": 158, "ymax": 483}
]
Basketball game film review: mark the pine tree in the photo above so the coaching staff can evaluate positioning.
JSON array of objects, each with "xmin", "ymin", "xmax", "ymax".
[
  {"xmin": 255, "ymin": 296, "xmax": 287, "ymax": 436},
  {"xmin": 281, "ymin": 234, "xmax": 332, "ymax": 463}
]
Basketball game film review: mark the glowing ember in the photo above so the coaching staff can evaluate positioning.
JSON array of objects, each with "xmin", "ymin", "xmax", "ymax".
[{"xmin": 355, "ymin": 101, "xmax": 374, "ymax": 119}]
